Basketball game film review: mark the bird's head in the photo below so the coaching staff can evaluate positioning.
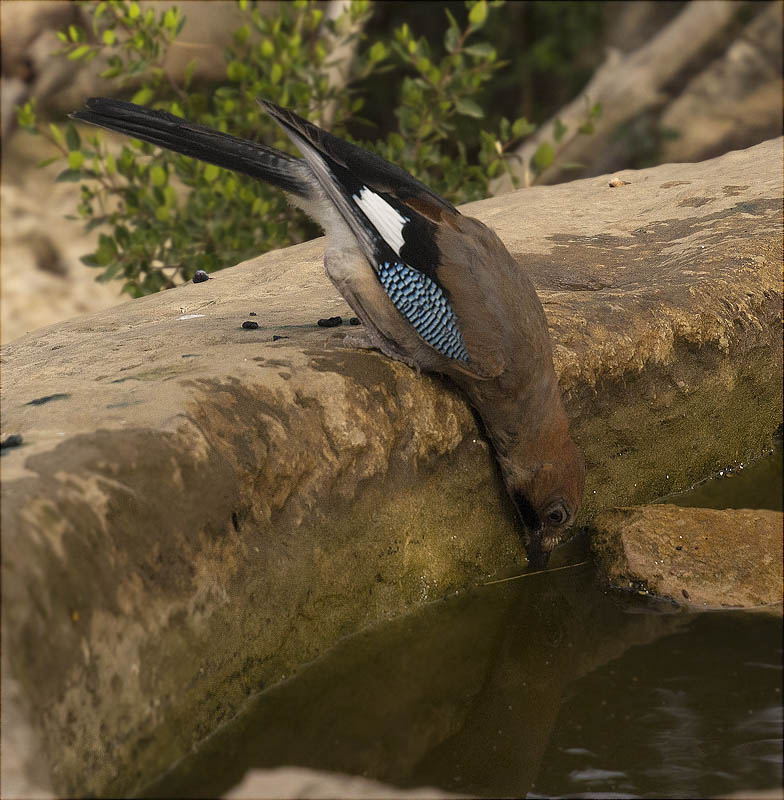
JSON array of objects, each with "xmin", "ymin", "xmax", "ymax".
[{"xmin": 501, "ymin": 436, "xmax": 585, "ymax": 570}]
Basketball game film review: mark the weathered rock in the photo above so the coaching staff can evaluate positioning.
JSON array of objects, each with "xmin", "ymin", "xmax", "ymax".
[
  {"xmin": 589, "ymin": 505, "xmax": 783, "ymax": 609},
  {"xmin": 1, "ymin": 139, "xmax": 782, "ymax": 796},
  {"xmin": 659, "ymin": 1, "xmax": 784, "ymax": 164}
]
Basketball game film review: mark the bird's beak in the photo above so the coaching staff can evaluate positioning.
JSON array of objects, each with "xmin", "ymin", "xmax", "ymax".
[{"xmin": 525, "ymin": 527, "xmax": 550, "ymax": 570}]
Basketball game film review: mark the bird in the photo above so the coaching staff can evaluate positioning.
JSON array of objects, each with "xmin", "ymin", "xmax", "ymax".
[{"xmin": 71, "ymin": 96, "xmax": 585, "ymax": 569}]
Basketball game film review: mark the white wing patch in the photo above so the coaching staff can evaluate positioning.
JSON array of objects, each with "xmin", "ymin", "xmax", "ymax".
[{"xmin": 352, "ymin": 186, "xmax": 408, "ymax": 256}]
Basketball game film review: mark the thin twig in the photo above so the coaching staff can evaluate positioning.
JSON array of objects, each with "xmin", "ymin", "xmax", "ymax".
[{"xmin": 483, "ymin": 560, "xmax": 590, "ymax": 586}]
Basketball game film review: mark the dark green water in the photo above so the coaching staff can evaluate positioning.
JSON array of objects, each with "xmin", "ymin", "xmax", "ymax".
[
  {"xmin": 661, "ymin": 438, "xmax": 782, "ymax": 512},
  {"xmin": 142, "ymin": 445, "xmax": 782, "ymax": 799}
]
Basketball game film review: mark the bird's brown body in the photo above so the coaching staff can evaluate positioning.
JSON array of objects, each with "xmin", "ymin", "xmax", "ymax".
[
  {"xmin": 323, "ymin": 207, "xmax": 584, "ymax": 565},
  {"xmin": 71, "ymin": 97, "xmax": 585, "ymax": 567}
]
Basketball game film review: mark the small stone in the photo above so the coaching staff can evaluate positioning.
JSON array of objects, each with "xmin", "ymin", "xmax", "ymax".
[
  {"xmin": 1, "ymin": 434, "xmax": 23, "ymax": 449},
  {"xmin": 249, "ymin": 312, "xmax": 257, "ymax": 316},
  {"xmin": 675, "ymin": 545, "xmax": 682, "ymax": 550},
  {"xmin": 272, "ymin": 335, "xmax": 289, "ymax": 341},
  {"xmin": 241, "ymin": 321, "xmax": 259, "ymax": 330},
  {"xmin": 192, "ymin": 270, "xmax": 209, "ymax": 283},
  {"xmin": 349, "ymin": 317, "xmax": 361, "ymax": 326},
  {"xmin": 682, "ymin": 588, "xmax": 690, "ymax": 599},
  {"xmin": 609, "ymin": 177, "xmax": 631, "ymax": 188},
  {"xmin": 317, "ymin": 316, "xmax": 343, "ymax": 328}
]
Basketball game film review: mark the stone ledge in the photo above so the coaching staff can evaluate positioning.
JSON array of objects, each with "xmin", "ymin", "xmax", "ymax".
[
  {"xmin": 588, "ymin": 505, "xmax": 783, "ymax": 609},
  {"xmin": 1, "ymin": 138, "xmax": 782, "ymax": 796}
]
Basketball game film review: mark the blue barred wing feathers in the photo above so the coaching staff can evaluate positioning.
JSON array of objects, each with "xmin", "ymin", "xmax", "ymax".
[{"xmin": 378, "ymin": 261, "xmax": 469, "ymax": 362}]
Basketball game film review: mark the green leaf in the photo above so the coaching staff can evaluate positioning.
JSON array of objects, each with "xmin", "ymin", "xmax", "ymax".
[
  {"xmin": 532, "ymin": 141, "xmax": 554, "ymax": 172},
  {"xmin": 553, "ymin": 117, "xmax": 567, "ymax": 142},
  {"xmin": 577, "ymin": 121, "xmax": 594, "ymax": 135},
  {"xmin": 184, "ymin": 59, "xmax": 196, "ymax": 89},
  {"xmin": 57, "ymin": 168, "xmax": 94, "ymax": 182},
  {"xmin": 468, "ymin": 0, "xmax": 488, "ymax": 28},
  {"xmin": 49, "ymin": 123, "xmax": 65, "ymax": 146},
  {"xmin": 270, "ymin": 62, "xmax": 283, "ymax": 84},
  {"xmin": 163, "ymin": 8, "xmax": 179, "ymax": 29},
  {"xmin": 68, "ymin": 151, "xmax": 84, "ymax": 169},
  {"xmin": 463, "ymin": 42, "xmax": 495, "ymax": 58},
  {"xmin": 65, "ymin": 124, "xmax": 81, "ymax": 151},
  {"xmin": 444, "ymin": 26, "xmax": 459, "ymax": 53},
  {"xmin": 444, "ymin": 8, "xmax": 460, "ymax": 31},
  {"xmin": 128, "ymin": 2, "xmax": 140, "ymax": 20},
  {"xmin": 150, "ymin": 165, "xmax": 167, "ymax": 187},
  {"xmin": 68, "ymin": 45, "xmax": 92, "ymax": 60},
  {"xmin": 85, "ymin": 216, "xmax": 108, "ymax": 233},
  {"xmin": 102, "ymin": 29, "xmax": 116, "ymax": 45},
  {"xmin": 36, "ymin": 157, "xmax": 59, "ymax": 168},
  {"xmin": 204, "ymin": 163, "xmax": 220, "ymax": 182},
  {"xmin": 97, "ymin": 261, "xmax": 124, "ymax": 282},
  {"xmin": 131, "ymin": 87, "xmax": 155, "ymax": 106},
  {"xmin": 369, "ymin": 41, "xmax": 387, "ymax": 62},
  {"xmin": 227, "ymin": 60, "xmax": 245, "ymax": 81},
  {"xmin": 455, "ymin": 97, "xmax": 484, "ymax": 118},
  {"xmin": 512, "ymin": 117, "xmax": 535, "ymax": 139},
  {"xmin": 235, "ymin": 24, "xmax": 250, "ymax": 45}
]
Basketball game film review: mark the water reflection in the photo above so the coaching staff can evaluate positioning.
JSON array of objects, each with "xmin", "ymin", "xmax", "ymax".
[
  {"xmin": 141, "ymin": 445, "xmax": 783, "ymax": 799},
  {"xmin": 142, "ymin": 575, "xmax": 781, "ymax": 799},
  {"xmin": 533, "ymin": 611, "xmax": 783, "ymax": 798},
  {"xmin": 662, "ymin": 438, "xmax": 783, "ymax": 512},
  {"xmin": 142, "ymin": 566, "xmax": 689, "ymax": 798}
]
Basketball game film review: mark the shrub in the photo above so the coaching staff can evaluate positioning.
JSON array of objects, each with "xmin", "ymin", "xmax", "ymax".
[{"xmin": 16, "ymin": 0, "xmax": 573, "ymax": 296}]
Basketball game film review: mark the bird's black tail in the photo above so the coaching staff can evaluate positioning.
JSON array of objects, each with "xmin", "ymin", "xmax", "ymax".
[{"xmin": 70, "ymin": 97, "xmax": 313, "ymax": 197}]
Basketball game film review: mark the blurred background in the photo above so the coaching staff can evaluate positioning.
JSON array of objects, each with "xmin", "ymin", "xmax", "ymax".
[{"xmin": 2, "ymin": 0, "xmax": 782, "ymax": 344}]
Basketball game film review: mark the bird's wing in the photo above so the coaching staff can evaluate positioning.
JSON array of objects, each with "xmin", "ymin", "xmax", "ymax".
[{"xmin": 262, "ymin": 101, "xmax": 505, "ymax": 378}]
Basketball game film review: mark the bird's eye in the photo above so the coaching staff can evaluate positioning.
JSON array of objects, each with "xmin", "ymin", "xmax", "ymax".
[{"xmin": 545, "ymin": 502, "xmax": 569, "ymax": 526}]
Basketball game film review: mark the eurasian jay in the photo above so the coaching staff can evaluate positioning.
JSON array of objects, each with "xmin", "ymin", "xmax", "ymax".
[{"xmin": 71, "ymin": 97, "xmax": 585, "ymax": 568}]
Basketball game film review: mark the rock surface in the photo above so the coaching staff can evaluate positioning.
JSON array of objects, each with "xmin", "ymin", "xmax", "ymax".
[
  {"xmin": 589, "ymin": 505, "xmax": 783, "ymax": 609},
  {"xmin": 224, "ymin": 767, "xmax": 464, "ymax": 799},
  {"xmin": 1, "ymin": 139, "xmax": 782, "ymax": 796},
  {"xmin": 658, "ymin": 1, "xmax": 784, "ymax": 165}
]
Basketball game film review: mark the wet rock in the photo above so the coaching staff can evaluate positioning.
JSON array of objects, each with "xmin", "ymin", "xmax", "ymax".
[
  {"xmin": 1, "ymin": 140, "xmax": 781, "ymax": 796},
  {"xmin": 317, "ymin": 315, "xmax": 343, "ymax": 327},
  {"xmin": 589, "ymin": 505, "xmax": 783, "ymax": 610},
  {"xmin": 241, "ymin": 320, "xmax": 259, "ymax": 330},
  {"xmin": 192, "ymin": 270, "xmax": 209, "ymax": 283}
]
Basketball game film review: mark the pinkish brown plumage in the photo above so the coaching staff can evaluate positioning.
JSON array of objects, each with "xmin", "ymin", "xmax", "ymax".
[{"xmin": 71, "ymin": 97, "xmax": 585, "ymax": 567}]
